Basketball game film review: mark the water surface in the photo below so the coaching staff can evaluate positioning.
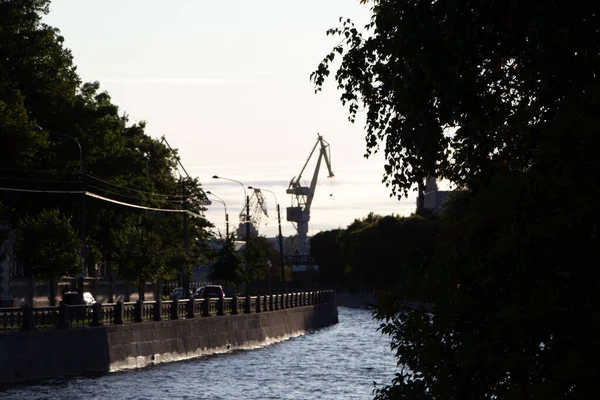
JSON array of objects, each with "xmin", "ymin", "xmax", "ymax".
[{"xmin": 1, "ymin": 306, "xmax": 398, "ymax": 400}]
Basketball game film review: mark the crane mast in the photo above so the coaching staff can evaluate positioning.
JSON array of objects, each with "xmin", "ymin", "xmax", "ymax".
[
  {"xmin": 236, "ymin": 189, "xmax": 267, "ymax": 239},
  {"xmin": 286, "ymin": 135, "xmax": 334, "ymax": 256}
]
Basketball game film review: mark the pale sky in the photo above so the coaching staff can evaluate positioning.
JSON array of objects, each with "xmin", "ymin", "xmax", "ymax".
[{"xmin": 43, "ymin": 0, "xmax": 420, "ymax": 238}]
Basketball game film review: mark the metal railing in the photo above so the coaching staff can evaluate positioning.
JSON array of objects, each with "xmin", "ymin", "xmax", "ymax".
[{"xmin": 0, "ymin": 290, "xmax": 336, "ymax": 333}]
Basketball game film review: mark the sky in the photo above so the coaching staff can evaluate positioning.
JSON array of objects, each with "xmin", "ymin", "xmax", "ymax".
[{"xmin": 43, "ymin": 0, "xmax": 422, "ymax": 238}]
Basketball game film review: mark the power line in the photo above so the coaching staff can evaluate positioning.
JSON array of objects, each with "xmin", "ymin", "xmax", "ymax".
[
  {"xmin": 0, "ymin": 176, "xmax": 81, "ymax": 184},
  {"xmin": 1, "ymin": 170, "xmax": 187, "ymax": 201},
  {"xmin": 87, "ymin": 173, "xmax": 181, "ymax": 199},
  {"xmin": 0, "ymin": 187, "xmax": 204, "ymax": 218},
  {"xmin": 87, "ymin": 183, "xmax": 182, "ymax": 204},
  {"xmin": 86, "ymin": 191, "xmax": 204, "ymax": 218},
  {"xmin": 0, "ymin": 187, "xmax": 83, "ymax": 194}
]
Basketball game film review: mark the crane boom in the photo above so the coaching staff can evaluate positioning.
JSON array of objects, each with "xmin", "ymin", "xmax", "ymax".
[
  {"xmin": 236, "ymin": 189, "xmax": 267, "ymax": 239},
  {"xmin": 286, "ymin": 135, "xmax": 334, "ymax": 256}
]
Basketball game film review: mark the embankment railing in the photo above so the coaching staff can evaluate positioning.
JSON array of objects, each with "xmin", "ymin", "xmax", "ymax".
[{"xmin": 0, "ymin": 290, "xmax": 336, "ymax": 333}]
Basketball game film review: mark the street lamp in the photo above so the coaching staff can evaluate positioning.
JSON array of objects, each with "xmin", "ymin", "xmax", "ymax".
[
  {"xmin": 206, "ymin": 191, "xmax": 229, "ymax": 237},
  {"xmin": 33, "ymin": 126, "xmax": 87, "ymax": 280},
  {"xmin": 212, "ymin": 175, "xmax": 250, "ymax": 242},
  {"xmin": 248, "ymin": 186, "xmax": 286, "ymax": 291}
]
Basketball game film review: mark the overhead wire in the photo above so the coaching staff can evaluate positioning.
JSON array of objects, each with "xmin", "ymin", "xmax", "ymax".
[
  {"xmin": 0, "ymin": 172, "xmax": 186, "ymax": 203},
  {"xmin": 0, "ymin": 187, "xmax": 204, "ymax": 218},
  {"xmin": 86, "ymin": 192, "xmax": 203, "ymax": 218},
  {"xmin": 87, "ymin": 183, "xmax": 183, "ymax": 204},
  {"xmin": 86, "ymin": 173, "xmax": 180, "ymax": 199},
  {"xmin": 0, "ymin": 176, "xmax": 81, "ymax": 184},
  {"xmin": 0, "ymin": 187, "xmax": 83, "ymax": 194}
]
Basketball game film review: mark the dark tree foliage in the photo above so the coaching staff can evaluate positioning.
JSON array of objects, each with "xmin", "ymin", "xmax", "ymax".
[
  {"xmin": 209, "ymin": 233, "xmax": 243, "ymax": 286},
  {"xmin": 314, "ymin": 1, "xmax": 600, "ymax": 399},
  {"xmin": 0, "ymin": 0, "xmax": 80, "ymax": 125},
  {"xmin": 312, "ymin": 0, "xmax": 600, "ymax": 196},
  {"xmin": 310, "ymin": 229, "xmax": 345, "ymax": 282},
  {"xmin": 317, "ymin": 213, "xmax": 435, "ymax": 286},
  {"xmin": 0, "ymin": 0, "xmax": 212, "ymax": 286},
  {"xmin": 243, "ymin": 235, "xmax": 278, "ymax": 284},
  {"xmin": 14, "ymin": 209, "xmax": 79, "ymax": 280},
  {"xmin": 375, "ymin": 135, "xmax": 600, "ymax": 398}
]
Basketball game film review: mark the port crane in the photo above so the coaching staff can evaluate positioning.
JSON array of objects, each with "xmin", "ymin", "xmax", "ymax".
[
  {"xmin": 231, "ymin": 188, "xmax": 270, "ymax": 239},
  {"xmin": 286, "ymin": 135, "xmax": 334, "ymax": 256},
  {"xmin": 236, "ymin": 188, "xmax": 268, "ymax": 238}
]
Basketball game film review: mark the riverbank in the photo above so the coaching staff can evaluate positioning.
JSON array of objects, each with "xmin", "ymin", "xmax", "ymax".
[
  {"xmin": 0, "ymin": 302, "xmax": 338, "ymax": 383},
  {"xmin": 335, "ymin": 292, "xmax": 377, "ymax": 308}
]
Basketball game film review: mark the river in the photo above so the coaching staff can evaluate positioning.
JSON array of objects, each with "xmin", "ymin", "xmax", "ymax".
[{"xmin": 1, "ymin": 306, "xmax": 398, "ymax": 400}]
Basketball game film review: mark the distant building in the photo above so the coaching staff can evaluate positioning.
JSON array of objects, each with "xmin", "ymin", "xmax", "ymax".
[
  {"xmin": 236, "ymin": 222, "xmax": 258, "ymax": 240},
  {"xmin": 420, "ymin": 177, "xmax": 451, "ymax": 212}
]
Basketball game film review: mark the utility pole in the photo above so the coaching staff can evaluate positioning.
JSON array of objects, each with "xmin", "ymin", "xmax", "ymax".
[
  {"xmin": 245, "ymin": 194, "xmax": 250, "ymax": 242},
  {"xmin": 81, "ymin": 155, "xmax": 87, "ymax": 286},
  {"xmin": 206, "ymin": 191, "xmax": 228, "ymax": 237},
  {"xmin": 212, "ymin": 175, "xmax": 250, "ymax": 294},
  {"xmin": 163, "ymin": 135, "xmax": 202, "ymax": 298},
  {"xmin": 225, "ymin": 213, "xmax": 229, "ymax": 237},
  {"xmin": 247, "ymin": 186, "xmax": 286, "ymax": 292},
  {"xmin": 181, "ymin": 178, "xmax": 190, "ymax": 297},
  {"xmin": 276, "ymin": 203, "xmax": 286, "ymax": 292},
  {"xmin": 33, "ymin": 126, "xmax": 87, "ymax": 290}
]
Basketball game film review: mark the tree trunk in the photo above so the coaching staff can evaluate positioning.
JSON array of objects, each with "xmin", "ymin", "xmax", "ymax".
[
  {"xmin": 417, "ymin": 180, "xmax": 425, "ymax": 216},
  {"xmin": 109, "ymin": 273, "xmax": 115, "ymax": 303},
  {"xmin": 139, "ymin": 278, "xmax": 145, "ymax": 301},
  {"xmin": 28, "ymin": 275, "xmax": 35, "ymax": 306},
  {"xmin": 155, "ymin": 277, "xmax": 162, "ymax": 301},
  {"xmin": 49, "ymin": 276, "xmax": 57, "ymax": 306}
]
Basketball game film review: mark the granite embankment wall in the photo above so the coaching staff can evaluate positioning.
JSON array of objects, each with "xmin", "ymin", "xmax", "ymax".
[
  {"xmin": 0, "ymin": 303, "xmax": 338, "ymax": 383},
  {"xmin": 335, "ymin": 292, "xmax": 377, "ymax": 308}
]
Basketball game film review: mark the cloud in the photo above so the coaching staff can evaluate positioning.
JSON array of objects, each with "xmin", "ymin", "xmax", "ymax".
[{"xmin": 101, "ymin": 77, "xmax": 230, "ymax": 85}]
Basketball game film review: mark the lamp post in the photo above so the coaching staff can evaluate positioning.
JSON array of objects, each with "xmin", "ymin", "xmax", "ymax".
[
  {"xmin": 211, "ymin": 175, "xmax": 250, "ymax": 242},
  {"xmin": 33, "ymin": 126, "xmax": 87, "ymax": 283},
  {"xmin": 206, "ymin": 191, "xmax": 229, "ymax": 237},
  {"xmin": 248, "ymin": 186, "xmax": 286, "ymax": 292},
  {"xmin": 180, "ymin": 178, "xmax": 189, "ymax": 294},
  {"xmin": 213, "ymin": 175, "xmax": 251, "ymax": 295}
]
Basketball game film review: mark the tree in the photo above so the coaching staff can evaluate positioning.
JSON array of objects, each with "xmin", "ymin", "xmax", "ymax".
[
  {"xmin": 209, "ymin": 233, "xmax": 243, "ymax": 287},
  {"xmin": 0, "ymin": 0, "xmax": 80, "ymax": 128},
  {"xmin": 1, "ymin": 1, "xmax": 213, "ymax": 287},
  {"xmin": 284, "ymin": 234, "xmax": 300, "ymax": 255},
  {"xmin": 110, "ymin": 209, "xmax": 207, "ymax": 300},
  {"xmin": 14, "ymin": 209, "xmax": 80, "ymax": 279},
  {"xmin": 111, "ymin": 216, "xmax": 165, "ymax": 300},
  {"xmin": 243, "ymin": 235, "xmax": 277, "ymax": 289},
  {"xmin": 375, "ymin": 155, "xmax": 600, "ymax": 398},
  {"xmin": 310, "ymin": 229, "xmax": 345, "ymax": 282},
  {"xmin": 312, "ymin": 0, "xmax": 600, "ymax": 196},
  {"xmin": 14, "ymin": 209, "xmax": 80, "ymax": 305},
  {"xmin": 314, "ymin": 1, "xmax": 600, "ymax": 399},
  {"xmin": 331, "ymin": 213, "xmax": 436, "ymax": 286}
]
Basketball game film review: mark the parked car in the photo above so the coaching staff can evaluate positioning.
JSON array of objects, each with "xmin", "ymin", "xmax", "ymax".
[
  {"xmin": 170, "ymin": 287, "xmax": 191, "ymax": 300},
  {"xmin": 60, "ymin": 291, "xmax": 96, "ymax": 321},
  {"xmin": 193, "ymin": 285, "xmax": 225, "ymax": 299},
  {"xmin": 60, "ymin": 291, "xmax": 96, "ymax": 306}
]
